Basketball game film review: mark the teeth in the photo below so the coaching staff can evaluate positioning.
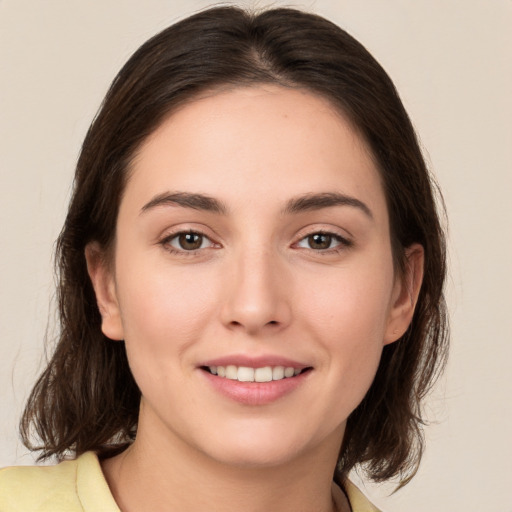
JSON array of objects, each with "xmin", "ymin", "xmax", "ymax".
[
  {"xmin": 284, "ymin": 367, "xmax": 295, "ymax": 378},
  {"xmin": 208, "ymin": 365, "xmax": 304, "ymax": 382},
  {"xmin": 254, "ymin": 367, "xmax": 272, "ymax": 382},
  {"xmin": 225, "ymin": 365, "xmax": 238, "ymax": 380},
  {"xmin": 237, "ymin": 367, "xmax": 254, "ymax": 382},
  {"xmin": 272, "ymin": 366, "xmax": 284, "ymax": 380}
]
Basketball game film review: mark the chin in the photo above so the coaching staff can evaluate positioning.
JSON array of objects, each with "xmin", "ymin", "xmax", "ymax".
[
  {"xmin": 196, "ymin": 420, "xmax": 339, "ymax": 470},
  {"xmin": 206, "ymin": 441, "xmax": 305, "ymax": 469}
]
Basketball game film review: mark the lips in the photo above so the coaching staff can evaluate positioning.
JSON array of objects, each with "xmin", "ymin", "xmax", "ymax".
[{"xmin": 199, "ymin": 355, "xmax": 312, "ymax": 405}]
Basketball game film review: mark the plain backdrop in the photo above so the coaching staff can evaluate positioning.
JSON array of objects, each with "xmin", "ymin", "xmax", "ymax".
[{"xmin": 1, "ymin": 1, "xmax": 511, "ymax": 511}]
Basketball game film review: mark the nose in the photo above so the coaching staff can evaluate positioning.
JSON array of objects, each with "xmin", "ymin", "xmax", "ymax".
[{"xmin": 220, "ymin": 247, "xmax": 292, "ymax": 335}]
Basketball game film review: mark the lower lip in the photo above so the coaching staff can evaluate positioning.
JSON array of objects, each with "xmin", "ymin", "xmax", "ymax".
[{"xmin": 201, "ymin": 369, "xmax": 310, "ymax": 405}]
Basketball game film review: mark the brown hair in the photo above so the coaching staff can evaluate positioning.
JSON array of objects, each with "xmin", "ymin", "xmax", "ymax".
[{"xmin": 21, "ymin": 6, "xmax": 448, "ymax": 487}]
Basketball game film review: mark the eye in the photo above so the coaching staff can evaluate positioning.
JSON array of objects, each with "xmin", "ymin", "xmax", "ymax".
[
  {"xmin": 164, "ymin": 231, "xmax": 213, "ymax": 251},
  {"xmin": 296, "ymin": 232, "xmax": 350, "ymax": 251}
]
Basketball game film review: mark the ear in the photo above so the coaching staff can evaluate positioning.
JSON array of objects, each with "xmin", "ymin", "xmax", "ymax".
[
  {"xmin": 85, "ymin": 242, "xmax": 124, "ymax": 341},
  {"xmin": 384, "ymin": 243, "xmax": 424, "ymax": 345}
]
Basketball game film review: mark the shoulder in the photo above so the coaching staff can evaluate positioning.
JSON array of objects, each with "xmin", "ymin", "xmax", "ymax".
[
  {"xmin": 0, "ymin": 452, "xmax": 119, "ymax": 512},
  {"xmin": 0, "ymin": 456, "xmax": 82, "ymax": 511},
  {"xmin": 333, "ymin": 480, "xmax": 382, "ymax": 512}
]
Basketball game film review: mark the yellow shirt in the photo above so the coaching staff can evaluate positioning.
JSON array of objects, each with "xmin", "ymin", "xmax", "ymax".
[{"xmin": 0, "ymin": 452, "xmax": 380, "ymax": 511}]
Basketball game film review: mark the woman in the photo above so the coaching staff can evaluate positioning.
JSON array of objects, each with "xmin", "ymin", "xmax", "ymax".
[{"xmin": 0, "ymin": 6, "xmax": 447, "ymax": 511}]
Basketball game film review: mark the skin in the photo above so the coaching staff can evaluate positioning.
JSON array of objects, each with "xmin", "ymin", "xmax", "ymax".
[{"xmin": 86, "ymin": 85, "xmax": 423, "ymax": 512}]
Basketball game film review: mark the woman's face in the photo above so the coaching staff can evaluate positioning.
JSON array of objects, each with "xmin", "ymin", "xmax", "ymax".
[{"xmin": 88, "ymin": 85, "xmax": 420, "ymax": 469}]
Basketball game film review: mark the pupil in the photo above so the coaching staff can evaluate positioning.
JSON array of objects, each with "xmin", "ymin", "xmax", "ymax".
[
  {"xmin": 179, "ymin": 232, "xmax": 202, "ymax": 250},
  {"xmin": 309, "ymin": 233, "xmax": 331, "ymax": 250}
]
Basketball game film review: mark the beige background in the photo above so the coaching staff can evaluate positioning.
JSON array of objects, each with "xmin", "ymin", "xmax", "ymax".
[{"xmin": 1, "ymin": 1, "xmax": 511, "ymax": 510}]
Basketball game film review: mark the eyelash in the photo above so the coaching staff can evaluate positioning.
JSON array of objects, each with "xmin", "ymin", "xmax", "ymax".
[
  {"xmin": 159, "ymin": 229, "xmax": 353, "ymax": 256},
  {"xmin": 160, "ymin": 230, "xmax": 217, "ymax": 256},
  {"xmin": 294, "ymin": 231, "xmax": 353, "ymax": 254}
]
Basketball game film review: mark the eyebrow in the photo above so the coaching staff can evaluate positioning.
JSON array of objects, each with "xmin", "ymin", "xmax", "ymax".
[
  {"xmin": 283, "ymin": 192, "xmax": 373, "ymax": 218},
  {"xmin": 140, "ymin": 192, "xmax": 228, "ymax": 215},
  {"xmin": 140, "ymin": 191, "xmax": 372, "ymax": 219}
]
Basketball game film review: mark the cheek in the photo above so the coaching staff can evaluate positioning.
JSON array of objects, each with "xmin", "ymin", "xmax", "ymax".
[
  {"xmin": 114, "ymin": 260, "xmax": 220, "ymax": 378},
  {"xmin": 301, "ymin": 263, "xmax": 394, "ymax": 343},
  {"xmin": 297, "ymin": 261, "xmax": 394, "ymax": 404},
  {"xmin": 118, "ymin": 255, "xmax": 217, "ymax": 329}
]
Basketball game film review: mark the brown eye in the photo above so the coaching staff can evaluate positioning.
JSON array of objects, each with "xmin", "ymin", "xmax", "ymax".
[
  {"xmin": 164, "ymin": 231, "xmax": 212, "ymax": 252},
  {"xmin": 177, "ymin": 232, "xmax": 203, "ymax": 250},
  {"xmin": 296, "ymin": 232, "xmax": 350, "ymax": 252},
  {"xmin": 307, "ymin": 233, "xmax": 333, "ymax": 250}
]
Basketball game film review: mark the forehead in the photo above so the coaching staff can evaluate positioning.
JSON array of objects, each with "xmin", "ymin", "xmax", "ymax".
[{"xmin": 124, "ymin": 85, "xmax": 387, "ymax": 221}]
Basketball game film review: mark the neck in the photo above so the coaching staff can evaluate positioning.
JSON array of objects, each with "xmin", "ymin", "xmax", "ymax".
[{"xmin": 101, "ymin": 408, "xmax": 347, "ymax": 512}]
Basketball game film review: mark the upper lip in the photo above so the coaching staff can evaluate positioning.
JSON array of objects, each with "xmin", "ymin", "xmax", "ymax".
[{"xmin": 199, "ymin": 354, "xmax": 311, "ymax": 369}]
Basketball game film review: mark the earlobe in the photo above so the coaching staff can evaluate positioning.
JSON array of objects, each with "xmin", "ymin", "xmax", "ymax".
[
  {"xmin": 85, "ymin": 242, "xmax": 124, "ymax": 341},
  {"xmin": 384, "ymin": 243, "xmax": 424, "ymax": 345}
]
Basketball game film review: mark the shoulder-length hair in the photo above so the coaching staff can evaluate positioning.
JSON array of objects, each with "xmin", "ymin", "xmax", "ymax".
[{"xmin": 21, "ymin": 6, "xmax": 448, "ymax": 487}]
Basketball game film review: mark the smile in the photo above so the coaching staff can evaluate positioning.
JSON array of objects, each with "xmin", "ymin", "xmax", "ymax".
[
  {"xmin": 205, "ymin": 365, "xmax": 307, "ymax": 382},
  {"xmin": 200, "ymin": 359, "xmax": 312, "ymax": 405}
]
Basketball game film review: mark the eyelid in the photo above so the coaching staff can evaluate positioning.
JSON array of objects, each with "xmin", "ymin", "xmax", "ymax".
[
  {"xmin": 167, "ymin": 232, "xmax": 213, "ymax": 250},
  {"xmin": 157, "ymin": 224, "xmax": 353, "ymax": 256},
  {"xmin": 159, "ymin": 226, "xmax": 221, "ymax": 255},
  {"xmin": 294, "ymin": 224, "xmax": 353, "ymax": 242},
  {"xmin": 292, "ymin": 226, "xmax": 354, "ymax": 252}
]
